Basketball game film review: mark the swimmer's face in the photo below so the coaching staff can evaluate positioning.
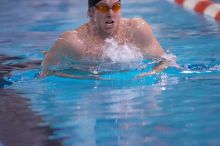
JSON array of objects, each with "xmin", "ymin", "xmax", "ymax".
[{"xmin": 91, "ymin": 0, "xmax": 121, "ymax": 37}]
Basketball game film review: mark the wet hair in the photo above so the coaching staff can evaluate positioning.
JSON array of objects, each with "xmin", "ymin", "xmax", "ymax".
[
  {"xmin": 88, "ymin": 0, "xmax": 121, "ymax": 8},
  {"xmin": 88, "ymin": 0, "xmax": 101, "ymax": 8}
]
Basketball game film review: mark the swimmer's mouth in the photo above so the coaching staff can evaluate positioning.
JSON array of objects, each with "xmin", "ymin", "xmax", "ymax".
[{"xmin": 105, "ymin": 20, "xmax": 114, "ymax": 24}]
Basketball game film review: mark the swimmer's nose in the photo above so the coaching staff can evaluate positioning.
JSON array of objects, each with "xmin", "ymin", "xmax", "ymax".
[{"xmin": 106, "ymin": 9, "xmax": 114, "ymax": 17}]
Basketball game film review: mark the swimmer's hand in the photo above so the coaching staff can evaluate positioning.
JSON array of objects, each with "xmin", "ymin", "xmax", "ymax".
[
  {"xmin": 40, "ymin": 70, "xmax": 50, "ymax": 78},
  {"xmin": 135, "ymin": 58, "xmax": 181, "ymax": 79},
  {"xmin": 135, "ymin": 61, "xmax": 168, "ymax": 79}
]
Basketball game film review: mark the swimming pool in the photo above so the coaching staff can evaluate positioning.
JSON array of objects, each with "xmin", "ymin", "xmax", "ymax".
[{"xmin": 1, "ymin": 0, "xmax": 220, "ymax": 146}]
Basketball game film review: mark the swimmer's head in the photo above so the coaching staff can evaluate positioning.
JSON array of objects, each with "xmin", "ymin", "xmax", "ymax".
[{"xmin": 88, "ymin": 0, "xmax": 121, "ymax": 38}]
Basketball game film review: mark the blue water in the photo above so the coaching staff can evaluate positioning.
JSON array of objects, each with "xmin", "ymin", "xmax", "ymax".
[{"xmin": 1, "ymin": 0, "xmax": 220, "ymax": 146}]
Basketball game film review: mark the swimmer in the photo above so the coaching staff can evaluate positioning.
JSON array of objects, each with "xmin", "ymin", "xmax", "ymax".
[{"xmin": 41, "ymin": 0, "xmax": 174, "ymax": 78}]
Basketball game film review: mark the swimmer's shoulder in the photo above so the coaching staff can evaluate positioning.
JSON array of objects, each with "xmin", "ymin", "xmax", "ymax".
[
  {"xmin": 121, "ymin": 17, "xmax": 147, "ymax": 23},
  {"xmin": 130, "ymin": 17, "xmax": 151, "ymax": 30},
  {"xmin": 59, "ymin": 31, "xmax": 77, "ymax": 44},
  {"xmin": 126, "ymin": 17, "xmax": 153, "ymax": 38},
  {"xmin": 60, "ymin": 24, "xmax": 87, "ymax": 41},
  {"xmin": 121, "ymin": 18, "xmax": 154, "ymax": 50},
  {"xmin": 59, "ymin": 23, "xmax": 88, "ymax": 40},
  {"xmin": 52, "ymin": 24, "xmax": 89, "ymax": 57},
  {"xmin": 120, "ymin": 17, "xmax": 151, "ymax": 31},
  {"xmin": 120, "ymin": 18, "xmax": 132, "ymax": 27}
]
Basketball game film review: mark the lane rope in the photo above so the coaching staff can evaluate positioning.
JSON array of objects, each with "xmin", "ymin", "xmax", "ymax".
[{"xmin": 172, "ymin": 0, "xmax": 220, "ymax": 20}]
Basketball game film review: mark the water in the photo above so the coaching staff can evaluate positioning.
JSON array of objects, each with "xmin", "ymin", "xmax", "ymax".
[{"xmin": 1, "ymin": 0, "xmax": 220, "ymax": 146}]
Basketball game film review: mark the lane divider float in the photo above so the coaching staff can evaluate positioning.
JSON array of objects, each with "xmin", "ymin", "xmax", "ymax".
[{"xmin": 173, "ymin": 0, "xmax": 220, "ymax": 21}]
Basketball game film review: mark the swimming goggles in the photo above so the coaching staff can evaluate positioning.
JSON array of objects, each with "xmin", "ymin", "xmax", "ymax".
[{"xmin": 95, "ymin": 2, "xmax": 121, "ymax": 14}]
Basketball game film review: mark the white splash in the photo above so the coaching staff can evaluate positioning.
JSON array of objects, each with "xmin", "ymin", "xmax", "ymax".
[
  {"xmin": 210, "ymin": 65, "xmax": 220, "ymax": 71},
  {"xmin": 102, "ymin": 38, "xmax": 144, "ymax": 64},
  {"xmin": 162, "ymin": 53, "xmax": 181, "ymax": 69}
]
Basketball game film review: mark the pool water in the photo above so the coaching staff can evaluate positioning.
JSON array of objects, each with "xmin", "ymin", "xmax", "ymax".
[{"xmin": 1, "ymin": 0, "xmax": 220, "ymax": 146}]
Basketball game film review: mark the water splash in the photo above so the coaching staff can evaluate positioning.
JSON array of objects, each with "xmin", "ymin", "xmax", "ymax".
[
  {"xmin": 101, "ymin": 38, "xmax": 144, "ymax": 66},
  {"xmin": 182, "ymin": 64, "xmax": 220, "ymax": 74},
  {"xmin": 81, "ymin": 38, "xmax": 147, "ymax": 75},
  {"xmin": 210, "ymin": 65, "xmax": 220, "ymax": 71},
  {"xmin": 162, "ymin": 53, "xmax": 180, "ymax": 68}
]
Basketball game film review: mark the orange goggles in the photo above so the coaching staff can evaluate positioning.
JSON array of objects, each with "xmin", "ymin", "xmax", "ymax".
[{"xmin": 95, "ymin": 2, "xmax": 121, "ymax": 13}]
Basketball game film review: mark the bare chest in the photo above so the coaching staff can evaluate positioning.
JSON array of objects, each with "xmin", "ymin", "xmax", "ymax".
[{"xmin": 79, "ymin": 22, "xmax": 135, "ymax": 59}]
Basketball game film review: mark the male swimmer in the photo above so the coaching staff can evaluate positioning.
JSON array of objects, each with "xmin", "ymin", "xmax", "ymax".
[{"xmin": 41, "ymin": 0, "xmax": 175, "ymax": 78}]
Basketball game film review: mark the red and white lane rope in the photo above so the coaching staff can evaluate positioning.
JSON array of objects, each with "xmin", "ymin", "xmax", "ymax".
[{"xmin": 172, "ymin": 0, "xmax": 220, "ymax": 21}]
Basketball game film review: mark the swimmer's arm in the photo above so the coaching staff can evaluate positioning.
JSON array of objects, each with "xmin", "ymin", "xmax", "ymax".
[
  {"xmin": 136, "ymin": 57, "xmax": 181, "ymax": 78},
  {"xmin": 41, "ymin": 32, "xmax": 82, "ymax": 77},
  {"xmin": 136, "ymin": 37, "xmax": 178, "ymax": 78},
  {"xmin": 140, "ymin": 37, "xmax": 168, "ymax": 76},
  {"xmin": 41, "ymin": 39, "xmax": 66, "ymax": 77},
  {"xmin": 136, "ymin": 59, "xmax": 169, "ymax": 78},
  {"xmin": 136, "ymin": 38, "xmax": 180, "ymax": 78},
  {"xmin": 132, "ymin": 18, "xmax": 178, "ymax": 78}
]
